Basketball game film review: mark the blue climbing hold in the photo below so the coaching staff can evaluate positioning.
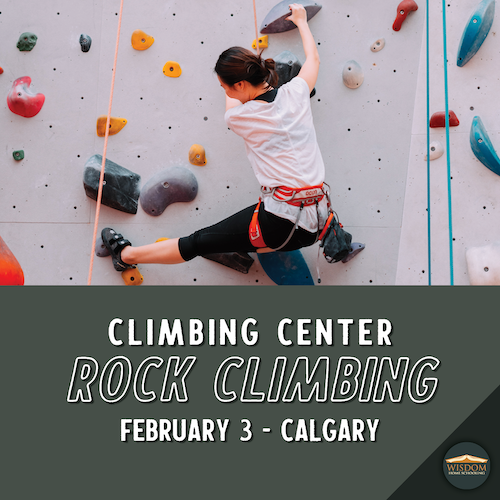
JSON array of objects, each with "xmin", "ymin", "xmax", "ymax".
[
  {"xmin": 470, "ymin": 116, "xmax": 500, "ymax": 176},
  {"xmin": 258, "ymin": 250, "xmax": 314, "ymax": 286},
  {"xmin": 457, "ymin": 0, "xmax": 495, "ymax": 67}
]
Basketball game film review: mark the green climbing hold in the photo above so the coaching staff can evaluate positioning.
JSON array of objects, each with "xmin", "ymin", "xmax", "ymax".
[
  {"xmin": 12, "ymin": 150, "xmax": 24, "ymax": 161},
  {"xmin": 17, "ymin": 32, "xmax": 38, "ymax": 51}
]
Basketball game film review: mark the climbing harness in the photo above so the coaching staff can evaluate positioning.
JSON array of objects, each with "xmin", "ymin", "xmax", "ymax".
[
  {"xmin": 87, "ymin": 0, "xmax": 125, "ymax": 285},
  {"xmin": 249, "ymin": 183, "xmax": 329, "ymax": 252}
]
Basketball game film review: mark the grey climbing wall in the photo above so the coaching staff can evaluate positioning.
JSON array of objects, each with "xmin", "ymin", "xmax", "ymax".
[
  {"xmin": 1, "ymin": 1, "xmax": 429, "ymax": 285},
  {"xmin": 396, "ymin": 0, "xmax": 500, "ymax": 285}
]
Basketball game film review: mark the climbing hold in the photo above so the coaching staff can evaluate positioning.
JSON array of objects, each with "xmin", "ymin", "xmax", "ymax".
[
  {"xmin": 95, "ymin": 236, "xmax": 110, "ymax": 257},
  {"xmin": 457, "ymin": 0, "xmax": 495, "ymax": 67},
  {"xmin": 393, "ymin": 0, "xmax": 419, "ymax": 31},
  {"xmin": 429, "ymin": 110, "xmax": 459, "ymax": 128},
  {"xmin": 342, "ymin": 242, "xmax": 365, "ymax": 263},
  {"xmin": 131, "ymin": 30, "xmax": 154, "ymax": 50},
  {"xmin": 258, "ymin": 250, "xmax": 314, "ymax": 286},
  {"xmin": 189, "ymin": 144, "xmax": 207, "ymax": 166},
  {"xmin": 370, "ymin": 38, "xmax": 385, "ymax": 52},
  {"xmin": 203, "ymin": 252, "xmax": 255, "ymax": 274},
  {"xmin": 122, "ymin": 266, "xmax": 144, "ymax": 286},
  {"xmin": 0, "ymin": 235, "xmax": 24, "ymax": 285},
  {"xmin": 155, "ymin": 237, "xmax": 169, "ymax": 242},
  {"xmin": 260, "ymin": 0, "xmax": 322, "ymax": 34},
  {"xmin": 0, "ymin": 67, "xmax": 4, "ymax": 74},
  {"xmin": 163, "ymin": 61, "xmax": 182, "ymax": 77},
  {"xmin": 12, "ymin": 150, "xmax": 24, "ymax": 161},
  {"xmin": 466, "ymin": 243, "xmax": 500, "ymax": 285},
  {"xmin": 140, "ymin": 166, "xmax": 198, "ymax": 216},
  {"xmin": 342, "ymin": 60, "xmax": 364, "ymax": 89},
  {"xmin": 79, "ymin": 34, "xmax": 92, "ymax": 52},
  {"xmin": 7, "ymin": 76, "xmax": 45, "ymax": 118},
  {"xmin": 252, "ymin": 35, "xmax": 269, "ymax": 50},
  {"xmin": 83, "ymin": 154, "xmax": 141, "ymax": 214},
  {"xmin": 470, "ymin": 116, "xmax": 500, "ymax": 176},
  {"xmin": 274, "ymin": 50, "xmax": 316, "ymax": 97},
  {"xmin": 96, "ymin": 115, "xmax": 127, "ymax": 137},
  {"xmin": 16, "ymin": 32, "xmax": 38, "ymax": 51},
  {"xmin": 424, "ymin": 141, "xmax": 444, "ymax": 161}
]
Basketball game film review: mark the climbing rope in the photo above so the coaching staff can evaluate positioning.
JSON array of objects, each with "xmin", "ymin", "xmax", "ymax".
[
  {"xmin": 252, "ymin": 0, "xmax": 261, "ymax": 56},
  {"xmin": 441, "ymin": 0, "xmax": 454, "ymax": 285},
  {"xmin": 87, "ymin": 0, "xmax": 125, "ymax": 285},
  {"xmin": 426, "ymin": 0, "xmax": 431, "ymax": 285}
]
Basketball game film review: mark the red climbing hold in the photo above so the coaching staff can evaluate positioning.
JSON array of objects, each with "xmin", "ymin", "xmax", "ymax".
[
  {"xmin": 0, "ymin": 67, "xmax": 4, "ymax": 75},
  {"xmin": 7, "ymin": 76, "xmax": 45, "ymax": 118},
  {"xmin": 393, "ymin": 0, "xmax": 418, "ymax": 31},
  {"xmin": 429, "ymin": 110, "xmax": 460, "ymax": 128},
  {"xmin": 0, "ymin": 235, "xmax": 24, "ymax": 285}
]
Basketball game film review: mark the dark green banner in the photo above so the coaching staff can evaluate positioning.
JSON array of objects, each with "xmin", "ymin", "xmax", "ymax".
[{"xmin": 1, "ymin": 287, "xmax": 498, "ymax": 498}]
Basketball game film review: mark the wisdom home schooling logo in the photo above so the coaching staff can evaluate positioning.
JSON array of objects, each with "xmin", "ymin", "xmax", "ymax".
[{"xmin": 443, "ymin": 442, "xmax": 490, "ymax": 490}]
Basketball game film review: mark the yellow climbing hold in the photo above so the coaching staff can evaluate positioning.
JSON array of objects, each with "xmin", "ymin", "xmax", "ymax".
[
  {"xmin": 122, "ymin": 266, "xmax": 144, "ymax": 286},
  {"xmin": 163, "ymin": 61, "xmax": 182, "ymax": 78},
  {"xmin": 189, "ymin": 144, "xmax": 207, "ymax": 166},
  {"xmin": 96, "ymin": 116, "xmax": 127, "ymax": 137},
  {"xmin": 131, "ymin": 30, "xmax": 154, "ymax": 50},
  {"xmin": 252, "ymin": 35, "xmax": 269, "ymax": 50},
  {"xmin": 155, "ymin": 237, "xmax": 169, "ymax": 242}
]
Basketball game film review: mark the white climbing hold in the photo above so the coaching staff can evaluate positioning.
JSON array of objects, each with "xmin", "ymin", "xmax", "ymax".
[
  {"xmin": 370, "ymin": 38, "xmax": 385, "ymax": 52},
  {"xmin": 342, "ymin": 60, "xmax": 364, "ymax": 89},
  {"xmin": 424, "ymin": 141, "xmax": 444, "ymax": 161},
  {"xmin": 466, "ymin": 242, "xmax": 500, "ymax": 285}
]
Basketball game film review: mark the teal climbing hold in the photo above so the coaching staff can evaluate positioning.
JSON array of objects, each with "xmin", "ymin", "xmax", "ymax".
[
  {"xmin": 457, "ymin": 0, "xmax": 495, "ymax": 67},
  {"xmin": 470, "ymin": 116, "xmax": 500, "ymax": 176},
  {"xmin": 258, "ymin": 250, "xmax": 314, "ymax": 286},
  {"xmin": 12, "ymin": 150, "xmax": 24, "ymax": 161},
  {"xmin": 17, "ymin": 32, "xmax": 38, "ymax": 51}
]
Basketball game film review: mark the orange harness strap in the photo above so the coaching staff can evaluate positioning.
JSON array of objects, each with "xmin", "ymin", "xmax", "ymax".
[{"xmin": 249, "ymin": 198, "xmax": 267, "ymax": 248}]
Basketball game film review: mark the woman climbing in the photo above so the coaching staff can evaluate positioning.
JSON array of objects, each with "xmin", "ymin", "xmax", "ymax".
[{"xmin": 102, "ymin": 4, "xmax": 337, "ymax": 271}]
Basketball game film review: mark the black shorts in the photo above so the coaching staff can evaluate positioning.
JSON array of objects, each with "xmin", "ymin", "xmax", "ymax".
[{"xmin": 178, "ymin": 202, "xmax": 318, "ymax": 261}]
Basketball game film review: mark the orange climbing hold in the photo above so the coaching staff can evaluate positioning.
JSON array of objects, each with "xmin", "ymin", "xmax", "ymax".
[
  {"xmin": 189, "ymin": 144, "xmax": 207, "ymax": 166},
  {"xmin": 393, "ymin": 0, "xmax": 418, "ymax": 31},
  {"xmin": 122, "ymin": 266, "xmax": 144, "ymax": 286},
  {"xmin": 0, "ymin": 67, "xmax": 4, "ymax": 74},
  {"xmin": 0, "ymin": 235, "xmax": 24, "ymax": 285},
  {"xmin": 429, "ymin": 110, "xmax": 460, "ymax": 128},
  {"xmin": 131, "ymin": 30, "xmax": 154, "ymax": 50},
  {"xmin": 163, "ymin": 61, "xmax": 182, "ymax": 77},
  {"xmin": 252, "ymin": 35, "xmax": 269, "ymax": 50},
  {"xmin": 155, "ymin": 237, "xmax": 169, "ymax": 242},
  {"xmin": 96, "ymin": 115, "xmax": 127, "ymax": 137}
]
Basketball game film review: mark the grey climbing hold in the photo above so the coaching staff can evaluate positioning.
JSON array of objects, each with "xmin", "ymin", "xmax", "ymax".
[
  {"xmin": 342, "ymin": 60, "xmax": 364, "ymax": 89},
  {"xmin": 17, "ymin": 32, "xmax": 38, "ymax": 51},
  {"xmin": 79, "ymin": 34, "xmax": 92, "ymax": 52},
  {"xmin": 12, "ymin": 150, "xmax": 24, "ymax": 161},
  {"xmin": 95, "ymin": 236, "xmax": 111, "ymax": 257},
  {"xmin": 140, "ymin": 166, "xmax": 198, "ymax": 216},
  {"xmin": 203, "ymin": 252, "xmax": 255, "ymax": 274},
  {"xmin": 370, "ymin": 38, "xmax": 385, "ymax": 52},
  {"xmin": 274, "ymin": 50, "xmax": 316, "ymax": 98},
  {"xmin": 83, "ymin": 154, "xmax": 141, "ymax": 214},
  {"xmin": 260, "ymin": 0, "xmax": 322, "ymax": 34}
]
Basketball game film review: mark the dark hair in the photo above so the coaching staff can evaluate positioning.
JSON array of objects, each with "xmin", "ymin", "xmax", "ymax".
[{"xmin": 215, "ymin": 46, "xmax": 278, "ymax": 87}]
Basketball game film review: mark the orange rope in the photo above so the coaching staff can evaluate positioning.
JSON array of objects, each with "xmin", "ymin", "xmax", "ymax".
[
  {"xmin": 87, "ymin": 0, "xmax": 125, "ymax": 285},
  {"xmin": 252, "ymin": 0, "xmax": 260, "ymax": 56}
]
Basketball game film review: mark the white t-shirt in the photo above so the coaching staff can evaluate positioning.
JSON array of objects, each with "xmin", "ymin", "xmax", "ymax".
[{"xmin": 225, "ymin": 77, "xmax": 328, "ymax": 232}]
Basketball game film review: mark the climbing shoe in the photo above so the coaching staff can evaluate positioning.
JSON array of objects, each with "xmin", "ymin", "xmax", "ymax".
[{"xmin": 101, "ymin": 228, "xmax": 133, "ymax": 271}]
